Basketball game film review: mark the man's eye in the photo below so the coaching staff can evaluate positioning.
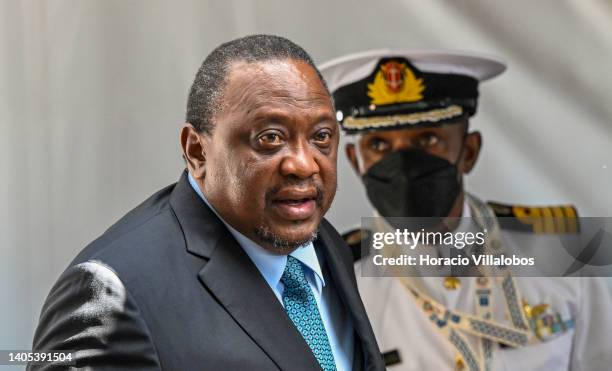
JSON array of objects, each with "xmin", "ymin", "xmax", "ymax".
[
  {"xmin": 417, "ymin": 133, "xmax": 440, "ymax": 148},
  {"xmin": 368, "ymin": 138, "xmax": 390, "ymax": 153},
  {"xmin": 258, "ymin": 132, "xmax": 284, "ymax": 147},
  {"xmin": 313, "ymin": 130, "xmax": 332, "ymax": 144}
]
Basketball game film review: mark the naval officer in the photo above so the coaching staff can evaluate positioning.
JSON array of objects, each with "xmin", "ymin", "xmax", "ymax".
[{"xmin": 320, "ymin": 49, "xmax": 612, "ymax": 370}]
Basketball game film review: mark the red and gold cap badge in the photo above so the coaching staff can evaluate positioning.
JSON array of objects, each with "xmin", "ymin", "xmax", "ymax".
[{"xmin": 367, "ymin": 60, "xmax": 425, "ymax": 105}]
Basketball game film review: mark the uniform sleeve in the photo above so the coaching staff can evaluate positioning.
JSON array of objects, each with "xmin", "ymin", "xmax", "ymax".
[
  {"xmin": 570, "ymin": 277, "xmax": 612, "ymax": 371},
  {"xmin": 28, "ymin": 261, "xmax": 162, "ymax": 371}
]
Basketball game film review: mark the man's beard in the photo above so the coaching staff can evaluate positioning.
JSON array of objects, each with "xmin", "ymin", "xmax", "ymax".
[
  {"xmin": 255, "ymin": 178, "xmax": 325, "ymax": 253},
  {"xmin": 254, "ymin": 225, "xmax": 319, "ymax": 254}
]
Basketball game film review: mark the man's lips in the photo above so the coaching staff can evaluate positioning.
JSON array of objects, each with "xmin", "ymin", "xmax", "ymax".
[{"xmin": 270, "ymin": 189, "xmax": 318, "ymax": 220}]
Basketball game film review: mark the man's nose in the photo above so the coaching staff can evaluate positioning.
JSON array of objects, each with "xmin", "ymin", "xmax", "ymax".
[
  {"xmin": 394, "ymin": 137, "xmax": 414, "ymax": 151},
  {"xmin": 279, "ymin": 145, "xmax": 320, "ymax": 179}
]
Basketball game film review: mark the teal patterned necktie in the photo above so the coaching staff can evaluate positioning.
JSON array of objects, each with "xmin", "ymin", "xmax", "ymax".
[{"xmin": 281, "ymin": 256, "xmax": 337, "ymax": 371}]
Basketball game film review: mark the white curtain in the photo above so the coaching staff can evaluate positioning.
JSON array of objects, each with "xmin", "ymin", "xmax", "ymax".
[{"xmin": 1, "ymin": 0, "xmax": 611, "ymax": 354}]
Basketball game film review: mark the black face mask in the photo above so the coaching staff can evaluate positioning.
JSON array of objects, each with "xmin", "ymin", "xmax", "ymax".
[{"xmin": 362, "ymin": 147, "xmax": 462, "ymax": 219}]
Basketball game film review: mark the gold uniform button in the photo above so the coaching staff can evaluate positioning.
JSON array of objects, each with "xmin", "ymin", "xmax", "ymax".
[
  {"xmin": 455, "ymin": 355, "xmax": 465, "ymax": 370},
  {"xmin": 444, "ymin": 276, "xmax": 461, "ymax": 290}
]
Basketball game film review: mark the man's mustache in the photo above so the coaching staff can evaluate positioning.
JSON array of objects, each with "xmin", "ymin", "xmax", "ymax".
[{"xmin": 265, "ymin": 179, "xmax": 325, "ymax": 206}]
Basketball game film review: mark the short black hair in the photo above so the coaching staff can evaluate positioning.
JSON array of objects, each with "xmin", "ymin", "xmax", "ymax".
[{"xmin": 186, "ymin": 34, "xmax": 329, "ymax": 134}]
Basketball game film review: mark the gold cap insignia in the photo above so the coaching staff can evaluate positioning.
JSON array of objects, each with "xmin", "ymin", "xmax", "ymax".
[{"xmin": 367, "ymin": 61, "xmax": 425, "ymax": 105}]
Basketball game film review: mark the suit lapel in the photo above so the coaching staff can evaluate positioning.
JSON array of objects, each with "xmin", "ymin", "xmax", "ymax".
[
  {"xmin": 169, "ymin": 172, "xmax": 320, "ymax": 371},
  {"xmin": 316, "ymin": 220, "xmax": 382, "ymax": 371}
]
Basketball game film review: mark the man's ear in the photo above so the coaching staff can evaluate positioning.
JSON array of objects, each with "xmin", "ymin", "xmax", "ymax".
[
  {"xmin": 180, "ymin": 124, "xmax": 207, "ymax": 178},
  {"xmin": 460, "ymin": 131, "xmax": 482, "ymax": 174},
  {"xmin": 345, "ymin": 143, "xmax": 362, "ymax": 175}
]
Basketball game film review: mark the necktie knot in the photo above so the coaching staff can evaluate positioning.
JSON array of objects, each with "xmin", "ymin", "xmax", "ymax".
[{"xmin": 281, "ymin": 256, "xmax": 309, "ymax": 290}]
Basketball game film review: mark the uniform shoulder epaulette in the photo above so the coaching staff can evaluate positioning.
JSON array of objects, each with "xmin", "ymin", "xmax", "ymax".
[
  {"xmin": 487, "ymin": 201, "xmax": 580, "ymax": 234},
  {"xmin": 341, "ymin": 228, "xmax": 372, "ymax": 262}
]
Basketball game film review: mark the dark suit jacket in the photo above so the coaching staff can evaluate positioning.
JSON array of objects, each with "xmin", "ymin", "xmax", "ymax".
[{"xmin": 29, "ymin": 172, "xmax": 384, "ymax": 371}]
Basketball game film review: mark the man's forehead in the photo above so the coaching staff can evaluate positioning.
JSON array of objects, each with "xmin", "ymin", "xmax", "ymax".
[{"xmin": 224, "ymin": 59, "xmax": 331, "ymax": 110}]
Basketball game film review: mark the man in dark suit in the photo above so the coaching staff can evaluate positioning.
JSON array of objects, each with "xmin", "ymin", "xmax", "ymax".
[{"xmin": 29, "ymin": 35, "xmax": 384, "ymax": 371}]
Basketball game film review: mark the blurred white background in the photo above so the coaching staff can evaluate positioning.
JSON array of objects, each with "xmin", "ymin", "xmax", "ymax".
[{"xmin": 1, "ymin": 0, "xmax": 611, "ymax": 358}]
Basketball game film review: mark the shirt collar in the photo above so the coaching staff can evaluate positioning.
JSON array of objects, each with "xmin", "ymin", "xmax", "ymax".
[{"xmin": 187, "ymin": 172, "xmax": 325, "ymax": 294}]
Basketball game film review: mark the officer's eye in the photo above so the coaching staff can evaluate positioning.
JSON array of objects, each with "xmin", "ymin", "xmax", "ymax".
[
  {"xmin": 367, "ymin": 137, "xmax": 391, "ymax": 153},
  {"xmin": 257, "ymin": 131, "xmax": 284, "ymax": 148},
  {"xmin": 415, "ymin": 132, "xmax": 440, "ymax": 148},
  {"xmin": 313, "ymin": 129, "xmax": 332, "ymax": 146}
]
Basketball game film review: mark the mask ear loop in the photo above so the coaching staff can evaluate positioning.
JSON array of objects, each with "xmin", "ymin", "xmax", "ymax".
[
  {"xmin": 453, "ymin": 123, "xmax": 470, "ymax": 167},
  {"xmin": 453, "ymin": 122, "xmax": 470, "ymax": 190}
]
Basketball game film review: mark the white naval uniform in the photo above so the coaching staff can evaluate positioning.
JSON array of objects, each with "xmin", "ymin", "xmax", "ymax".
[{"xmin": 355, "ymin": 197, "xmax": 612, "ymax": 371}]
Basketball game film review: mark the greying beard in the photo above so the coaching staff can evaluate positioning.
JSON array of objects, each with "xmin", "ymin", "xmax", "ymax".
[{"xmin": 254, "ymin": 225, "xmax": 319, "ymax": 253}]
